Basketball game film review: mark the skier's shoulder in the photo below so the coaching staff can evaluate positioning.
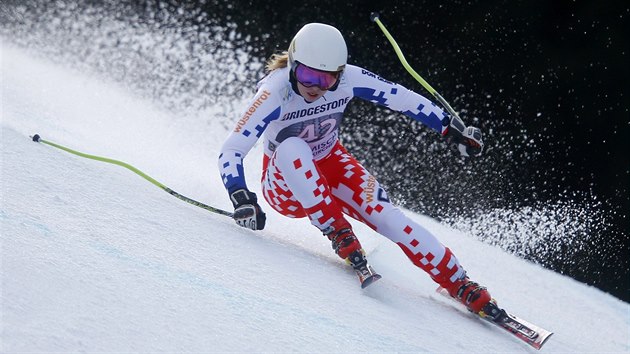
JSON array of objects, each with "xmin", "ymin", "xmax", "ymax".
[
  {"xmin": 256, "ymin": 67, "xmax": 294, "ymax": 104},
  {"xmin": 341, "ymin": 64, "xmax": 364, "ymax": 80},
  {"xmin": 342, "ymin": 64, "xmax": 395, "ymax": 87}
]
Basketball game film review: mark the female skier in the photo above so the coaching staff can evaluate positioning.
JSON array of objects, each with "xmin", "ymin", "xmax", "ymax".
[{"xmin": 218, "ymin": 23, "xmax": 496, "ymax": 317}]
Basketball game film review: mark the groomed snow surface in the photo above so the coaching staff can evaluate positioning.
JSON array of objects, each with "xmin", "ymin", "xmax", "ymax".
[{"xmin": 2, "ymin": 44, "xmax": 629, "ymax": 353}]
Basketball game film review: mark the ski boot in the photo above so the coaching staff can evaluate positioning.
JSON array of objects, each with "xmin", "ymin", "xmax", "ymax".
[
  {"xmin": 323, "ymin": 218, "xmax": 381, "ymax": 288},
  {"xmin": 323, "ymin": 218, "xmax": 361, "ymax": 258},
  {"xmin": 445, "ymin": 276, "xmax": 498, "ymax": 318}
]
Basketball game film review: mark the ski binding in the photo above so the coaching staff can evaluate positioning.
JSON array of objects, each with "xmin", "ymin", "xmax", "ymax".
[{"xmin": 437, "ymin": 287, "xmax": 553, "ymax": 350}]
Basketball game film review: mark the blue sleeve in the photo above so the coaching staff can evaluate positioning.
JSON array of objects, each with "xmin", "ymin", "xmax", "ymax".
[{"xmin": 346, "ymin": 65, "xmax": 449, "ymax": 134}]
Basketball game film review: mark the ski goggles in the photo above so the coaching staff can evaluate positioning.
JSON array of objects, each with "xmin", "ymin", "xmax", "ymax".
[{"xmin": 294, "ymin": 63, "xmax": 341, "ymax": 90}]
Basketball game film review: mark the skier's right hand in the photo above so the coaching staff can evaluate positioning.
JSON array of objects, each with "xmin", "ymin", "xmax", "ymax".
[{"xmin": 230, "ymin": 188, "xmax": 266, "ymax": 230}]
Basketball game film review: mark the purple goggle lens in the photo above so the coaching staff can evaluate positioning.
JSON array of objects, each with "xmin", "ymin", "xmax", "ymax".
[{"xmin": 295, "ymin": 64, "xmax": 340, "ymax": 90}]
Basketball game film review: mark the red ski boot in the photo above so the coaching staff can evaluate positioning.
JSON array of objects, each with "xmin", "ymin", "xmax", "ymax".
[
  {"xmin": 445, "ymin": 276, "xmax": 493, "ymax": 315},
  {"xmin": 322, "ymin": 218, "xmax": 361, "ymax": 259},
  {"xmin": 323, "ymin": 218, "xmax": 381, "ymax": 288}
]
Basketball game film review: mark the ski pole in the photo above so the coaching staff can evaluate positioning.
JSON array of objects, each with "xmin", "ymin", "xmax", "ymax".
[
  {"xmin": 370, "ymin": 13, "xmax": 462, "ymax": 120},
  {"xmin": 30, "ymin": 134, "xmax": 233, "ymax": 217}
]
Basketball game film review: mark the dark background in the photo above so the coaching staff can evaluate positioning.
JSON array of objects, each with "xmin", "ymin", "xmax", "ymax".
[
  {"xmin": 200, "ymin": 0, "xmax": 629, "ymax": 301},
  {"xmin": 3, "ymin": 0, "xmax": 628, "ymax": 301}
]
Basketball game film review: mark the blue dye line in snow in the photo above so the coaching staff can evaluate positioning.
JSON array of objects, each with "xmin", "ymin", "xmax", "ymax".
[
  {"xmin": 1, "ymin": 209, "xmax": 53, "ymax": 237},
  {"xmin": 87, "ymin": 240, "xmax": 426, "ymax": 351}
]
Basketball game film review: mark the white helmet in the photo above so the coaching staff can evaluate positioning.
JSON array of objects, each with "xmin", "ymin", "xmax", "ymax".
[{"xmin": 288, "ymin": 23, "xmax": 347, "ymax": 72}]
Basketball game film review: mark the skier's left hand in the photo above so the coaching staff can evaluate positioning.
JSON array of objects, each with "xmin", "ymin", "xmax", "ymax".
[{"xmin": 446, "ymin": 115, "xmax": 484, "ymax": 157}]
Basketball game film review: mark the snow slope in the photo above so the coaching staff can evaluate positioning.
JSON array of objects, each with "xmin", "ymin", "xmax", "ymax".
[{"xmin": 2, "ymin": 44, "xmax": 629, "ymax": 353}]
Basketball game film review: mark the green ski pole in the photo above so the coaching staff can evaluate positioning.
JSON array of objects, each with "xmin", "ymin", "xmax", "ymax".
[
  {"xmin": 370, "ymin": 13, "xmax": 462, "ymax": 121},
  {"xmin": 31, "ymin": 134, "xmax": 233, "ymax": 217}
]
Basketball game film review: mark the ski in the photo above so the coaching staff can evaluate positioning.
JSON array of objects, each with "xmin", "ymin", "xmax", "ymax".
[
  {"xmin": 487, "ymin": 309, "xmax": 553, "ymax": 350},
  {"xmin": 436, "ymin": 287, "xmax": 553, "ymax": 350},
  {"xmin": 355, "ymin": 263, "xmax": 382, "ymax": 288},
  {"xmin": 347, "ymin": 249, "xmax": 382, "ymax": 288}
]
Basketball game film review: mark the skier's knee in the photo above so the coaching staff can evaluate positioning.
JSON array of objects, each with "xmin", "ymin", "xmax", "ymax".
[{"xmin": 274, "ymin": 137, "xmax": 312, "ymax": 165}]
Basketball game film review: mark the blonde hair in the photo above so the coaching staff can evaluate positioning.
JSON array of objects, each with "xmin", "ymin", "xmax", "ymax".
[{"xmin": 265, "ymin": 51, "xmax": 289, "ymax": 73}]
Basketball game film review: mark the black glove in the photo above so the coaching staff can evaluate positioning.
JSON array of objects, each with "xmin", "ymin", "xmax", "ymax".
[
  {"xmin": 230, "ymin": 189, "xmax": 266, "ymax": 230},
  {"xmin": 445, "ymin": 115, "xmax": 484, "ymax": 157}
]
